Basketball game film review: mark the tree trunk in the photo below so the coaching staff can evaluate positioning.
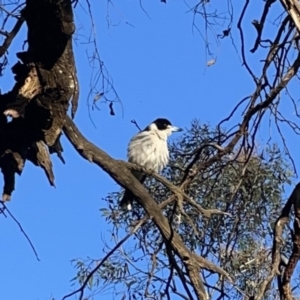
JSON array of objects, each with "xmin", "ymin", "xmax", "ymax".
[{"xmin": 0, "ymin": 0, "xmax": 78, "ymax": 200}]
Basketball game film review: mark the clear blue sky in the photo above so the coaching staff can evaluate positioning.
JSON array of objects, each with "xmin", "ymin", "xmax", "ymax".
[{"xmin": 0, "ymin": 1, "xmax": 298, "ymax": 299}]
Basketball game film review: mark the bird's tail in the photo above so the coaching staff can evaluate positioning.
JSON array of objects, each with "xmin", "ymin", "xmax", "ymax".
[
  {"xmin": 119, "ymin": 189, "xmax": 135, "ymax": 210},
  {"xmin": 119, "ymin": 170, "xmax": 146, "ymax": 210}
]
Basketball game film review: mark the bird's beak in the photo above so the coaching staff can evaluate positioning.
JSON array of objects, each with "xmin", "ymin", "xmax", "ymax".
[{"xmin": 170, "ymin": 126, "xmax": 183, "ymax": 132}]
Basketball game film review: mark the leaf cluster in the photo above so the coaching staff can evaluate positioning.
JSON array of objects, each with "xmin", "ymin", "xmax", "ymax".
[{"xmin": 74, "ymin": 121, "xmax": 295, "ymax": 299}]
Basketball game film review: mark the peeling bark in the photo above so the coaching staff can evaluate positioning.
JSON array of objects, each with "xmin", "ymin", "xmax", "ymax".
[{"xmin": 0, "ymin": 0, "xmax": 77, "ymax": 199}]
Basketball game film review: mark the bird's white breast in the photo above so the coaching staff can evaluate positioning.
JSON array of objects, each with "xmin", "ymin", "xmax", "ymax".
[{"xmin": 127, "ymin": 130, "xmax": 169, "ymax": 173}]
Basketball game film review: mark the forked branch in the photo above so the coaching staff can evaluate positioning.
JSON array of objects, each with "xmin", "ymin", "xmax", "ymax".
[{"xmin": 63, "ymin": 115, "xmax": 233, "ymax": 298}]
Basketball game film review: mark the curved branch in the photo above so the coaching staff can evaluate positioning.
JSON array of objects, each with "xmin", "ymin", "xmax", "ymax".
[
  {"xmin": 256, "ymin": 182, "xmax": 300, "ymax": 300},
  {"xmin": 250, "ymin": 0, "xmax": 276, "ymax": 53},
  {"xmin": 63, "ymin": 115, "xmax": 232, "ymax": 297},
  {"xmin": 0, "ymin": 200, "xmax": 40, "ymax": 261},
  {"xmin": 281, "ymin": 183, "xmax": 300, "ymax": 298}
]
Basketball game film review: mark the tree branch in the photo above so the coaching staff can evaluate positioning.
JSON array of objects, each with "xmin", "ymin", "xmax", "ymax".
[
  {"xmin": 0, "ymin": 16, "xmax": 24, "ymax": 58},
  {"xmin": 62, "ymin": 217, "xmax": 144, "ymax": 300},
  {"xmin": 256, "ymin": 182, "xmax": 300, "ymax": 300},
  {"xmin": 63, "ymin": 115, "xmax": 233, "ymax": 298}
]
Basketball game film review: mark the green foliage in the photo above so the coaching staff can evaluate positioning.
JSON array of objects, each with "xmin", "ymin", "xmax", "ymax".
[{"xmin": 72, "ymin": 121, "xmax": 295, "ymax": 299}]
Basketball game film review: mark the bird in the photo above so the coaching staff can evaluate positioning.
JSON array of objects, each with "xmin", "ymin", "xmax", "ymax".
[{"xmin": 120, "ymin": 118, "xmax": 183, "ymax": 210}]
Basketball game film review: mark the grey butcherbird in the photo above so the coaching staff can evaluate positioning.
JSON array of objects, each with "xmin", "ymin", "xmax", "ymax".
[{"xmin": 120, "ymin": 118, "xmax": 183, "ymax": 210}]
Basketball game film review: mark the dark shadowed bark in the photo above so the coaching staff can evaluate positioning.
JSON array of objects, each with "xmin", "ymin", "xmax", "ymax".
[{"xmin": 0, "ymin": 0, "xmax": 78, "ymax": 200}]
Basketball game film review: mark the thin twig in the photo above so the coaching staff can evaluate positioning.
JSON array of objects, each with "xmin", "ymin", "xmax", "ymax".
[
  {"xmin": 131, "ymin": 119, "xmax": 142, "ymax": 131},
  {"xmin": 62, "ymin": 217, "xmax": 145, "ymax": 300},
  {"xmin": 0, "ymin": 201, "xmax": 40, "ymax": 261}
]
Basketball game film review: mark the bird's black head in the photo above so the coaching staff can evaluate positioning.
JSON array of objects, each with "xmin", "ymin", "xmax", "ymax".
[
  {"xmin": 144, "ymin": 118, "xmax": 183, "ymax": 134},
  {"xmin": 152, "ymin": 118, "xmax": 172, "ymax": 130}
]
